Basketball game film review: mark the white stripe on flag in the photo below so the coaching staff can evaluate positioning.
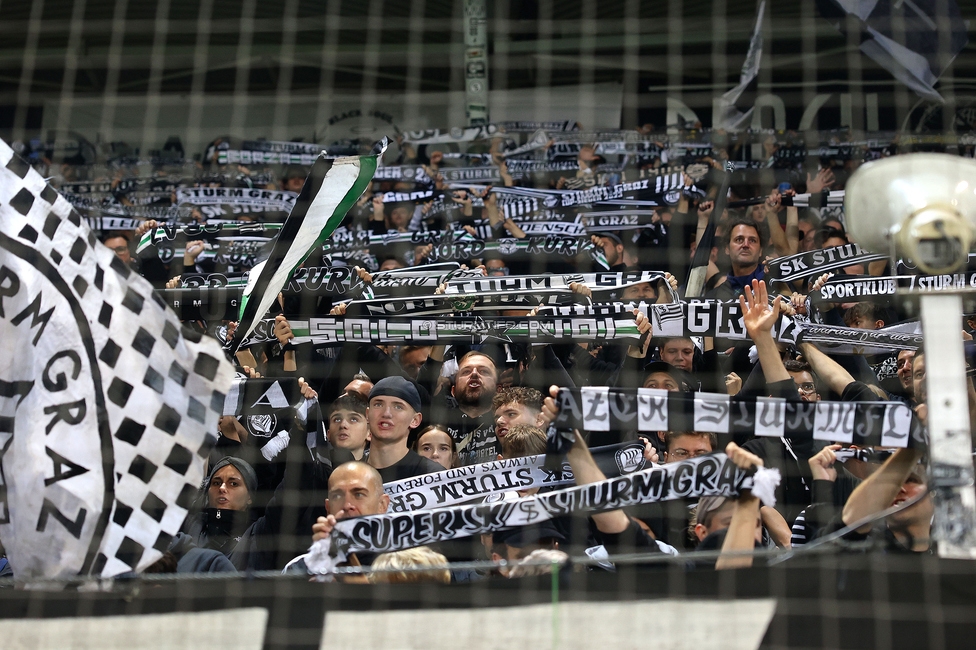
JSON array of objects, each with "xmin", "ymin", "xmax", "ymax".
[
  {"xmin": 755, "ymin": 397, "xmax": 786, "ymax": 437},
  {"xmin": 637, "ymin": 387, "xmax": 669, "ymax": 431}
]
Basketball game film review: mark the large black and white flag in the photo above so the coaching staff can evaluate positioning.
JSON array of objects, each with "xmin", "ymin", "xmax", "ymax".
[
  {"xmin": 231, "ymin": 139, "xmax": 387, "ymax": 350},
  {"xmin": 0, "ymin": 140, "xmax": 235, "ymax": 579}
]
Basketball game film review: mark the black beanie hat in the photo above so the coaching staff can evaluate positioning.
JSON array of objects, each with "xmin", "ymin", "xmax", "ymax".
[{"xmin": 369, "ymin": 376, "xmax": 423, "ymax": 413}]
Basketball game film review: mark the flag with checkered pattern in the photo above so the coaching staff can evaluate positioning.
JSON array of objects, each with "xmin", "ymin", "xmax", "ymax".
[{"xmin": 0, "ymin": 139, "xmax": 235, "ymax": 579}]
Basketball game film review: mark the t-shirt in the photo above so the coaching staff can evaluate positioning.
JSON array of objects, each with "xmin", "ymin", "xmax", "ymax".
[
  {"xmin": 374, "ymin": 449, "xmax": 444, "ymax": 484},
  {"xmin": 445, "ymin": 409, "xmax": 497, "ymax": 466}
]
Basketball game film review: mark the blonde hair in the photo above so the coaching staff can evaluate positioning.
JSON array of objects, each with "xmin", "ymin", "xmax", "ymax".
[
  {"xmin": 506, "ymin": 549, "xmax": 569, "ymax": 578},
  {"xmin": 368, "ymin": 546, "xmax": 451, "ymax": 584}
]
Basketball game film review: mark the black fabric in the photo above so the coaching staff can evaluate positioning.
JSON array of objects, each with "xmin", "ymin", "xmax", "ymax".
[
  {"xmin": 440, "ymin": 406, "xmax": 497, "ymax": 466},
  {"xmin": 168, "ymin": 532, "xmax": 237, "ymax": 573},
  {"xmin": 630, "ymin": 498, "xmax": 698, "ymax": 551},
  {"xmin": 742, "ymin": 433, "xmax": 815, "ymax": 526},
  {"xmin": 374, "ymin": 449, "xmax": 443, "ymax": 483},
  {"xmin": 819, "ymin": 515, "xmax": 933, "ymax": 554},
  {"xmin": 590, "ymin": 519, "xmax": 661, "ymax": 557}
]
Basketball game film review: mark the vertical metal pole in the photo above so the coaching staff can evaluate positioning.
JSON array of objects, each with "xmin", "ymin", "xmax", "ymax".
[
  {"xmin": 463, "ymin": 0, "xmax": 489, "ymax": 126},
  {"xmin": 919, "ymin": 293, "xmax": 976, "ymax": 558}
]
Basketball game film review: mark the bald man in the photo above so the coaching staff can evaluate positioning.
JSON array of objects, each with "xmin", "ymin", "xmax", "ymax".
[
  {"xmin": 314, "ymin": 461, "xmax": 390, "ymax": 538},
  {"xmin": 286, "ymin": 461, "xmax": 391, "ymax": 575}
]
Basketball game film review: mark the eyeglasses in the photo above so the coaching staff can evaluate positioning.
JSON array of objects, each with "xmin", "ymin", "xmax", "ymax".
[
  {"xmin": 112, "ymin": 246, "xmax": 129, "ymax": 255},
  {"xmin": 488, "ymin": 267, "xmax": 509, "ymax": 276},
  {"xmin": 796, "ymin": 382, "xmax": 817, "ymax": 394},
  {"xmin": 667, "ymin": 449, "xmax": 709, "ymax": 460}
]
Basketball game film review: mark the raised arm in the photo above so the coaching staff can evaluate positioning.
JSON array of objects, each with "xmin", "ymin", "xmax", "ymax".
[
  {"xmin": 715, "ymin": 442, "xmax": 764, "ymax": 570},
  {"xmin": 544, "ymin": 386, "xmax": 629, "ymax": 534},
  {"xmin": 841, "ymin": 447, "xmax": 924, "ymax": 533},
  {"xmin": 799, "ymin": 342, "xmax": 854, "ymax": 395},
  {"xmin": 564, "ymin": 426, "xmax": 631, "ymax": 534},
  {"xmin": 740, "ymin": 280, "xmax": 791, "ymax": 384},
  {"xmin": 757, "ymin": 190, "xmax": 791, "ymax": 258}
]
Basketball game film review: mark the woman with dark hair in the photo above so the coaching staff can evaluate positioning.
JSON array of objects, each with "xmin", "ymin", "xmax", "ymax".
[
  {"xmin": 412, "ymin": 425, "xmax": 456, "ymax": 470},
  {"xmin": 183, "ymin": 455, "xmax": 321, "ymax": 571}
]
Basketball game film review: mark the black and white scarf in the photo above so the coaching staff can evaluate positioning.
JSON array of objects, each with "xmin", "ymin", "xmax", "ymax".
[{"xmin": 383, "ymin": 441, "xmax": 647, "ymax": 512}]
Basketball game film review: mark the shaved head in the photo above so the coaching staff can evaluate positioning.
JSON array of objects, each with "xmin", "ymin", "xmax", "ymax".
[{"xmin": 327, "ymin": 461, "xmax": 390, "ymax": 518}]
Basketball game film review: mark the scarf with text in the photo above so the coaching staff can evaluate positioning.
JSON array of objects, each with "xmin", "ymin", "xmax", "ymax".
[
  {"xmin": 383, "ymin": 441, "xmax": 647, "ymax": 512},
  {"xmin": 552, "ymin": 387, "xmax": 925, "ymax": 449},
  {"xmin": 308, "ymin": 452, "xmax": 761, "ymax": 569},
  {"xmin": 286, "ymin": 313, "xmax": 642, "ymax": 345},
  {"xmin": 767, "ymin": 244, "xmax": 888, "ymax": 284}
]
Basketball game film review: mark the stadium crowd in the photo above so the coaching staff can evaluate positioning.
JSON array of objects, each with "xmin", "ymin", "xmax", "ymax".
[{"xmin": 0, "ymin": 125, "xmax": 967, "ymax": 583}]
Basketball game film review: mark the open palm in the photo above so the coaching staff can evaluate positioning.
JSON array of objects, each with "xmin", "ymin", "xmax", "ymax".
[{"xmin": 739, "ymin": 279, "xmax": 781, "ymax": 337}]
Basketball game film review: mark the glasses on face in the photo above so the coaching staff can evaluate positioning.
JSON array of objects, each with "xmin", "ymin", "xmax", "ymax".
[
  {"xmin": 488, "ymin": 267, "xmax": 509, "ymax": 276},
  {"xmin": 668, "ymin": 449, "xmax": 708, "ymax": 460},
  {"xmin": 112, "ymin": 246, "xmax": 129, "ymax": 254},
  {"xmin": 796, "ymin": 382, "xmax": 817, "ymax": 394}
]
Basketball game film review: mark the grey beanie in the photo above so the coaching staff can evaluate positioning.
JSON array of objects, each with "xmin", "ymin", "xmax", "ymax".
[{"xmin": 206, "ymin": 456, "xmax": 258, "ymax": 504}]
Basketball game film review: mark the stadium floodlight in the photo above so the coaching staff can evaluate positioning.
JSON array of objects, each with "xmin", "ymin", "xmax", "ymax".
[
  {"xmin": 846, "ymin": 153, "xmax": 976, "ymax": 560},
  {"xmin": 846, "ymin": 154, "xmax": 976, "ymax": 275}
]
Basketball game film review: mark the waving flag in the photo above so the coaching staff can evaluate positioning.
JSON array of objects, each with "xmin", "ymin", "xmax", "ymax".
[
  {"xmin": 0, "ymin": 139, "xmax": 235, "ymax": 579},
  {"xmin": 817, "ymin": 0, "xmax": 968, "ymax": 103},
  {"xmin": 231, "ymin": 138, "xmax": 388, "ymax": 351}
]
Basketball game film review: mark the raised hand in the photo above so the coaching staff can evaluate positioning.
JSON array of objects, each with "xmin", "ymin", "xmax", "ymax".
[
  {"xmin": 354, "ymin": 266, "xmax": 373, "ymax": 284},
  {"xmin": 725, "ymin": 441, "xmax": 764, "ymax": 470},
  {"xmin": 298, "ymin": 376, "xmax": 318, "ymax": 400},
  {"xmin": 806, "ymin": 168, "xmax": 835, "ymax": 194},
  {"xmin": 568, "ymin": 281, "xmax": 593, "ymax": 300},
  {"xmin": 273, "ymin": 314, "xmax": 294, "ymax": 347},
  {"xmin": 135, "ymin": 219, "xmax": 158, "ymax": 238},
  {"xmin": 739, "ymin": 279, "xmax": 781, "ymax": 338},
  {"xmin": 639, "ymin": 437, "xmax": 660, "ymax": 464},
  {"xmin": 725, "ymin": 371, "xmax": 742, "ymax": 396},
  {"xmin": 626, "ymin": 308, "xmax": 653, "ymax": 359},
  {"xmin": 809, "ymin": 444, "xmax": 841, "ymax": 482},
  {"xmin": 184, "ymin": 240, "xmax": 205, "ymax": 265}
]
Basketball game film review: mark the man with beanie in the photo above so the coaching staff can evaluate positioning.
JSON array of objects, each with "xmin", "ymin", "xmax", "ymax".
[{"xmin": 367, "ymin": 376, "xmax": 443, "ymax": 483}]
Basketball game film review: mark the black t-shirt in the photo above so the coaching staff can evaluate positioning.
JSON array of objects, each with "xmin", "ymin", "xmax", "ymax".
[
  {"xmin": 375, "ymin": 449, "xmax": 444, "ymax": 484},
  {"xmin": 443, "ymin": 409, "xmax": 497, "ymax": 466},
  {"xmin": 841, "ymin": 380, "xmax": 879, "ymax": 403}
]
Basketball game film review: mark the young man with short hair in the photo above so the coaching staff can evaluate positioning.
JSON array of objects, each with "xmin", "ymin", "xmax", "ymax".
[
  {"xmin": 492, "ymin": 386, "xmax": 544, "ymax": 444},
  {"xmin": 659, "ymin": 337, "xmax": 696, "ymax": 372},
  {"xmin": 365, "ymin": 376, "xmax": 442, "ymax": 482},
  {"xmin": 326, "ymin": 393, "xmax": 370, "ymax": 460},
  {"xmin": 664, "ymin": 431, "xmax": 717, "ymax": 463}
]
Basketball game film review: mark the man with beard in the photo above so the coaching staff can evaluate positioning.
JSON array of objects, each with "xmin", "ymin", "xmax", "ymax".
[{"xmin": 446, "ymin": 351, "xmax": 499, "ymax": 465}]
